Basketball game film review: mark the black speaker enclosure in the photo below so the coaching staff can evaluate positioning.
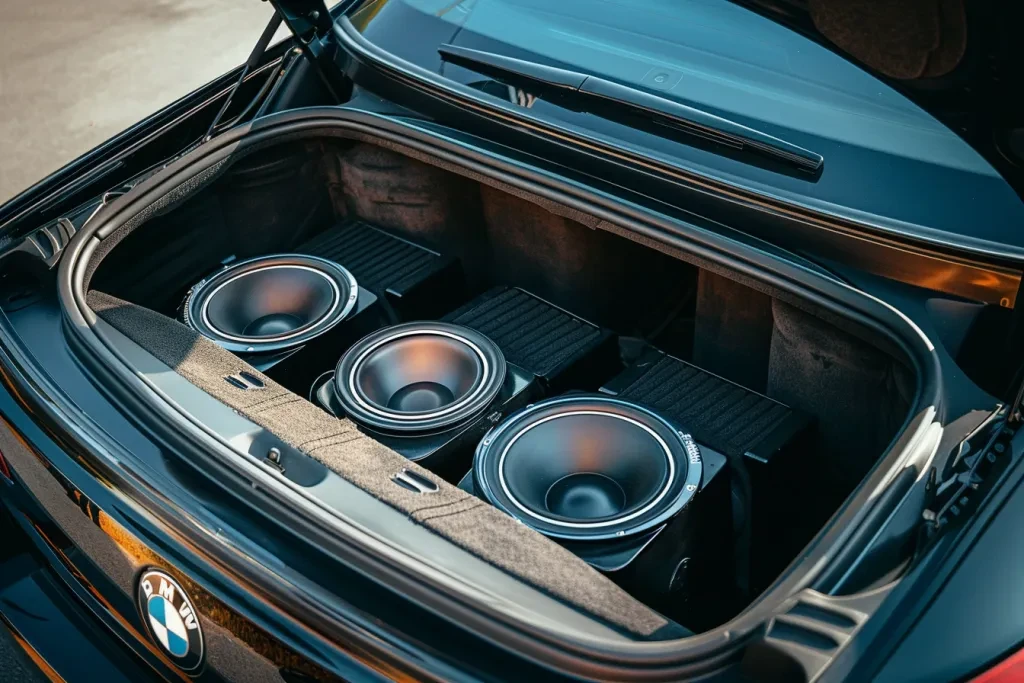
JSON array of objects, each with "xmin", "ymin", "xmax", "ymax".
[
  {"xmin": 599, "ymin": 344, "xmax": 813, "ymax": 599},
  {"xmin": 473, "ymin": 395, "xmax": 704, "ymax": 542},
  {"xmin": 296, "ymin": 219, "xmax": 468, "ymax": 321},
  {"xmin": 183, "ymin": 254, "xmax": 359, "ymax": 355},
  {"xmin": 334, "ymin": 322, "xmax": 508, "ymax": 435},
  {"xmin": 468, "ymin": 394, "xmax": 733, "ymax": 629},
  {"xmin": 441, "ymin": 287, "xmax": 618, "ymax": 391}
]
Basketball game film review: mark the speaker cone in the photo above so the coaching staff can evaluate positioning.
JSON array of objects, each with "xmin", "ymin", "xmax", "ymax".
[
  {"xmin": 474, "ymin": 395, "xmax": 703, "ymax": 541},
  {"xmin": 184, "ymin": 255, "xmax": 358, "ymax": 354},
  {"xmin": 335, "ymin": 322, "xmax": 507, "ymax": 434}
]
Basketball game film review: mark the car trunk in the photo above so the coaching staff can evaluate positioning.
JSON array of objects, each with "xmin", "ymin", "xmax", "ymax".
[{"xmin": 60, "ymin": 112, "xmax": 930, "ymax": 656}]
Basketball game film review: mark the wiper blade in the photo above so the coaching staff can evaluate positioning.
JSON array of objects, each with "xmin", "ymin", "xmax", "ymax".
[{"xmin": 438, "ymin": 44, "xmax": 823, "ymax": 175}]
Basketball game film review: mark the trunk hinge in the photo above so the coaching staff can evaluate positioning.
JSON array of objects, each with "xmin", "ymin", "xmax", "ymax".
[
  {"xmin": 925, "ymin": 409, "xmax": 1016, "ymax": 535},
  {"xmin": 265, "ymin": 0, "xmax": 352, "ymax": 102}
]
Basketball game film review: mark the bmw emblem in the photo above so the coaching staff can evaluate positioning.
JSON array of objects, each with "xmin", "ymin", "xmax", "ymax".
[{"xmin": 136, "ymin": 569, "xmax": 204, "ymax": 672}]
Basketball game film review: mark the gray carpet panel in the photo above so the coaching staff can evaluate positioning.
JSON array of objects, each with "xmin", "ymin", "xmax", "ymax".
[
  {"xmin": 446, "ymin": 287, "xmax": 603, "ymax": 378},
  {"xmin": 297, "ymin": 219, "xmax": 443, "ymax": 294}
]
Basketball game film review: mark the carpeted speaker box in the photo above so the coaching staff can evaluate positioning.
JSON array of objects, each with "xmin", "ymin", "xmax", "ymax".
[
  {"xmin": 314, "ymin": 289, "xmax": 620, "ymax": 481},
  {"xmin": 443, "ymin": 286, "xmax": 619, "ymax": 392},
  {"xmin": 465, "ymin": 394, "xmax": 733, "ymax": 629},
  {"xmin": 297, "ymin": 219, "xmax": 465, "ymax": 320},
  {"xmin": 181, "ymin": 254, "xmax": 385, "ymax": 388},
  {"xmin": 599, "ymin": 344, "xmax": 812, "ymax": 598}
]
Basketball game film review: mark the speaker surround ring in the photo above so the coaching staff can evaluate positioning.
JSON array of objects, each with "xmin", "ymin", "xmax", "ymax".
[
  {"xmin": 335, "ymin": 322, "xmax": 507, "ymax": 434},
  {"xmin": 474, "ymin": 395, "xmax": 703, "ymax": 541},
  {"xmin": 184, "ymin": 254, "xmax": 358, "ymax": 354},
  {"xmin": 498, "ymin": 410, "xmax": 677, "ymax": 529}
]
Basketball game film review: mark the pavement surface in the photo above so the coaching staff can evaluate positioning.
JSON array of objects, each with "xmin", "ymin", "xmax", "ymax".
[{"xmin": 0, "ymin": 0, "xmax": 283, "ymax": 204}]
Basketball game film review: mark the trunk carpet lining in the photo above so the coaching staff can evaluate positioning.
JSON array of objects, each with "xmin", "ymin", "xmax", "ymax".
[{"xmin": 87, "ymin": 291, "xmax": 668, "ymax": 637}]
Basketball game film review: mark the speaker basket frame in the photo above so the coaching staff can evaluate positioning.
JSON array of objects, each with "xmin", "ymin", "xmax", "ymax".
[
  {"xmin": 334, "ymin": 322, "xmax": 507, "ymax": 435},
  {"xmin": 183, "ymin": 254, "xmax": 359, "ymax": 354},
  {"xmin": 474, "ymin": 394, "xmax": 704, "ymax": 542}
]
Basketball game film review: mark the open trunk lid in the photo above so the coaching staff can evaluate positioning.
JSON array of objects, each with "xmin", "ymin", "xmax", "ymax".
[{"xmin": 271, "ymin": 0, "xmax": 1024, "ymax": 261}]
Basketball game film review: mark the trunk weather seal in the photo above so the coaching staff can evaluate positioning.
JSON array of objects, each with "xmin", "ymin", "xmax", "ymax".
[{"xmin": 55, "ymin": 108, "xmax": 942, "ymax": 678}]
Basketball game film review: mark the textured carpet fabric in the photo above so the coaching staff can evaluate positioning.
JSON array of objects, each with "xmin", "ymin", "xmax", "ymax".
[
  {"xmin": 324, "ymin": 142, "xmax": 481, "ymax": 251},
  {"xmin": 446, "ymin": 287, "xmax": 603, "ymax": 379},
  {"xmin": 617, "ymin": 353, "xmax": 796, "ymax": 460},
  {"xmin": 88, "ymin": 291, "xmax": 668, "ymax": 636},
  {"xmin": 767, "ymin": 299, "xmax": 913, "ymax": 483},
  {"xmin": 924, "ymin": 0, "xmax": 967, "ymax": 78},
  {"xmin": 297, "ymin": 219, "xmax": 443, "ymax": 295}
]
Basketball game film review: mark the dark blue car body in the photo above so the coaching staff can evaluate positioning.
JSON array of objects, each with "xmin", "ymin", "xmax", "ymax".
[{"xmin": 3, "ymin": 1, "xmax": 1024, "ymax": 681}]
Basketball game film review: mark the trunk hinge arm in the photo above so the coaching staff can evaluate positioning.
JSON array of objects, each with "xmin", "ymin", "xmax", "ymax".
[
  {"xmin": 266, "ymin": 0, "xmax": 352, "ymax": 102},
  {"xmin": 205, "ymin": 10, "xmax": 285, "ymax": 141},
  {"xmin": 1009, "ymin": 379, "xmax": 1024, "ymax": 426},
  {"xmin": 926, "ymin": 410, "xmax": 1015, "ymax": 534}
]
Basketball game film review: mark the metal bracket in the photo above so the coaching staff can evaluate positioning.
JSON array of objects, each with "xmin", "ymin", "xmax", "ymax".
[{"xmin": 264, "ymin": 447, "xmax": 286, "ymax": 474}]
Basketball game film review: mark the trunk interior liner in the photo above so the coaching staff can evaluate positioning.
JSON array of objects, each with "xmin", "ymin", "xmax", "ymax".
[{"xmin": 53, "ymin": 110, "xmax": 945, "ymax": 676}]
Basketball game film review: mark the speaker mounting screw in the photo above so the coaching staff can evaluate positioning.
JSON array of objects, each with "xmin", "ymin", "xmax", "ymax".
[
  {"xmin": 687, "ymin": 484, "xmax": 697, "ymax": 492},
  {"xmin": 616, "ymin": 530, "xmax": 625, "ymax": 537},
  {"xmin": 246, "ymin": 346, "xmax": 255, "ymax": 352},
  {"xmin": 265, "ymin": 447, "xmax": 286, "ymax": 474}
]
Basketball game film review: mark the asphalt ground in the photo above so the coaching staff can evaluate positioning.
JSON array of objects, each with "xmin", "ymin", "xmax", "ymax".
[{"xmin": 0, "ymin": 0, "xmax": 283, "ymax": 203}]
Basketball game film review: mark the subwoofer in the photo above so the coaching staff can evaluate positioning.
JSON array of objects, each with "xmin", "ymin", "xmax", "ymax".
[
  {"xmin": 319, "ymin": 321, "xmax": 532, "ymax": 480},
  {"xmin": 471, "ymin": 394, "xmax": 733, "ymax": 629},
  {"xmin": 473, "ymin": 395, "xmax": 704, "ymax": 540},
  {"xmin": 184, "ymin": 254, "xmax": 359, "ymax": 355},
  {"xmin": 335, "ymin": 322, "xmax": 507, "ymax": 434}
]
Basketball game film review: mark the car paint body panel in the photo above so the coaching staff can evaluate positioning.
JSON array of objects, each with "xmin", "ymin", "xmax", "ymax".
[{"xmin": 0, "ymin": 282, "xmax": 562, "ymax": 680}]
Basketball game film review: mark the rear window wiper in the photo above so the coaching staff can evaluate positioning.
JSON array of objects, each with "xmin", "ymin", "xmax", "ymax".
[{"xmin": 438, "ymin": 44, "xmax": 823, "ymax": 176}]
